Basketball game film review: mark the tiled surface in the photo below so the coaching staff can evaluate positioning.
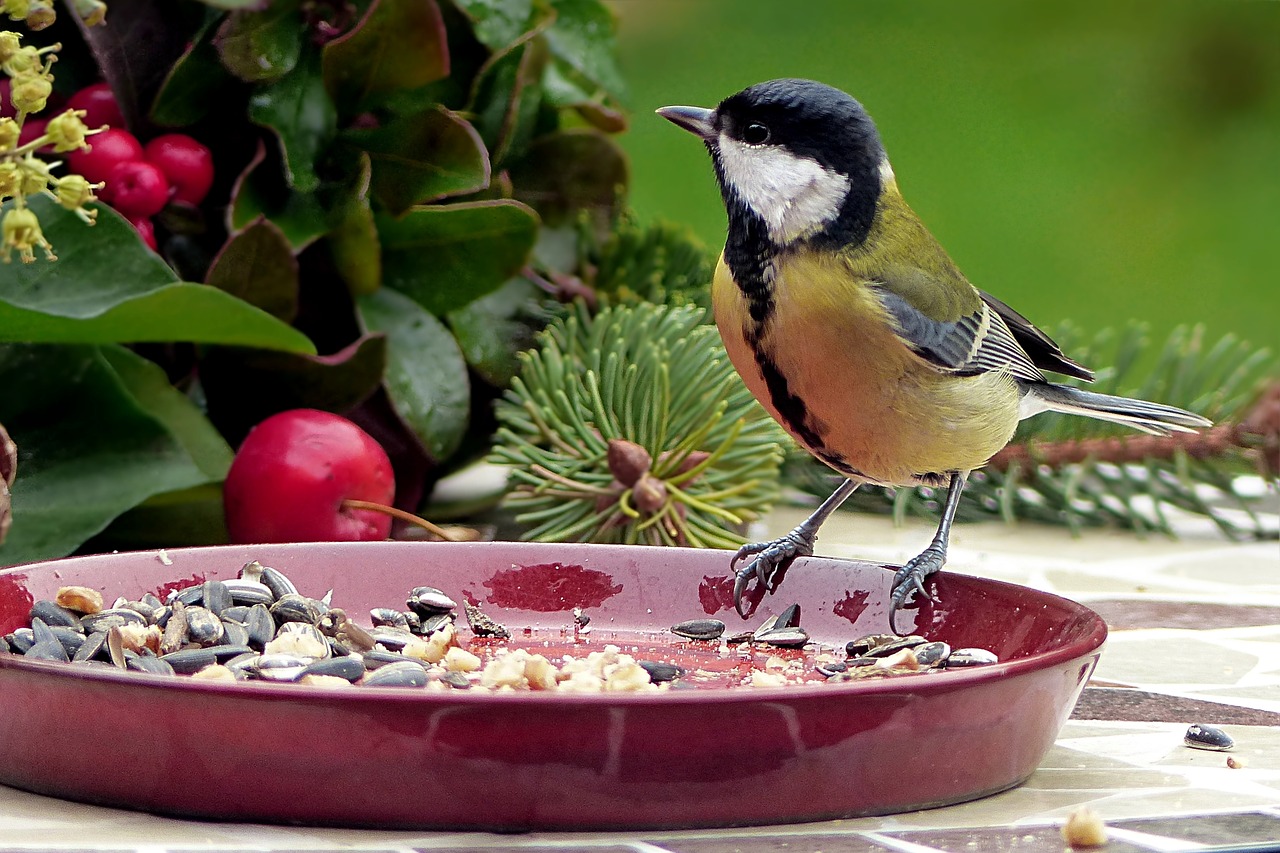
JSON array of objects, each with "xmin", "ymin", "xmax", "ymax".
[{"xmin": 0, "ymin": 501, "xmax": 1276, "ymax": 851}]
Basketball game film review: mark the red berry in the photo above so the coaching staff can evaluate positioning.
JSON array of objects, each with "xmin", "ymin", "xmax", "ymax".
[
  {"xmin": 128, "ymin": 216, "xmax": 157, "ymax": 251},
  {"xmin": 0, "ymin": 79, "xmax": 11, "ymax": 119},
  {"xmin": 102, "ymin": 160, "xmax": 170, "ymax": 218},
  {"xmin": 66, "ymin": 82, "xmax": 125, "ymax": 129},
  {"xmin": 223, "ymin": 409, "xmax": 396, "ymax": 544},
  {"xmin": 66, "ymin": 128, "xmax": 144, "ymax": 184},
  {"xmin": 142, "ymin": 133, "xmax": 214, "ymax": 207}
]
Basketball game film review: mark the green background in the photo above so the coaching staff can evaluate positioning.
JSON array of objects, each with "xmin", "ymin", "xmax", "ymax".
[{"xmin": 612, "ymin": 0, "xmax": 1279, "ymax": 350}]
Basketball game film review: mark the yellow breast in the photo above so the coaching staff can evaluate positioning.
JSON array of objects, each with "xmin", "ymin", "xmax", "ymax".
[{"xmin": 712, "ymin": 251, "xmax": 1021, "ymax": 485}]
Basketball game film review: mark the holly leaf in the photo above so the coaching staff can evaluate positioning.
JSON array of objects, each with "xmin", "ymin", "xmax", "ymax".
[
  {"xmin": 358, "ymin": 288, "xmax": 470, "ymax": 462},
  {"xmin": 150, "ymin": 17, "xmax": 240, "ymax": 127},
  {"xmin": 228, "ymin": 140, "xmax": 330, "ymax": 249},
  {"xmin": 205, "ymin": 216, "xmax": 300, "ymax": 322},
  {"xmin": 377, "ymin": 200, "xmax": 539, "ymax": 316},
  {"xmin": 215, "ymin": 0, "xmax": 304, "ymax": 83},
  {"xmin": 322, "ymin": 0, "xmax": 450, "ymax": 115},
  {"xmin": 248, "ymin": 49, "xmax": 336, "ymax": 193},
  {"xmin": 341, "ymin": 106, "xmax": 489, "ymax": 215},
  {"xmin": 328, "ymin": 153, "xmax": 381, "ymax": 296},
  {"xmin": 199, "ymin": 334, "xmax": 389, "ymax": 445},
  {"xmin": 0, "ymin": 344, "xmax": 223, "ymax": 566},
  {"xmin": 0, "ymin": 199, "xmax": 313, "ymax": 353}
]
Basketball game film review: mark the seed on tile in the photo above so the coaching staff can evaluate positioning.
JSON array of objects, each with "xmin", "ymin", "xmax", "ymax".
[{"xmin": 1184, "ymin": 723, "xmax": 1234, "ymax": 751}]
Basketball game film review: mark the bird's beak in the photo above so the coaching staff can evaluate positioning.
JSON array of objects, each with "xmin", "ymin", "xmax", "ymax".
[{"xmin": 656, "ymin": 105, "xmax": 716, "ymax": 139}]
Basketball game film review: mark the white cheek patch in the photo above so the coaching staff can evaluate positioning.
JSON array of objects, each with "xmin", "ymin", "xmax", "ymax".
[{"xmin": 717, "ymin": 135, "xmax": 851, "ymax": 244}]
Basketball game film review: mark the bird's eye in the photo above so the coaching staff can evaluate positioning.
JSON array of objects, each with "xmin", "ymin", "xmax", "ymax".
[{"xmin": 742, "ymin": 122, "xmax": 770, "ymax": 145}]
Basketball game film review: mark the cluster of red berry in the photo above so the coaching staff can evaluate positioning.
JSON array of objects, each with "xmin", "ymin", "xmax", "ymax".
[{"xmin": 2, "ymin": 81, "xmax": 214, "ymax": 250}]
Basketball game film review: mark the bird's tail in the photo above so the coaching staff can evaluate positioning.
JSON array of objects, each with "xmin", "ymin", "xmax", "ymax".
[{"xmin": 1022, "ymin": 383, "xmax": 1212, "ymax": 436}]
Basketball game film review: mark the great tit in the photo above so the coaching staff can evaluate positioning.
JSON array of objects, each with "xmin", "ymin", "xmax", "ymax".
[{"xmin": 658, "ymin": 79, "xmax": 1211, "ymax": 630}]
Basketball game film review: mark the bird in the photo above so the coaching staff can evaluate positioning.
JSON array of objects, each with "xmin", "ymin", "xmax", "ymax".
[{"xmin": 657, "ymin": 79, "xmax": 1211, "ymax": 631}]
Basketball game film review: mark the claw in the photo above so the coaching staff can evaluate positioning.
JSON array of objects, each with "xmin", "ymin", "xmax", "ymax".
[
  {"xmin": 887, "ymin": 547, "xmax": 946, "ymax": 636},
  {"xmin": 728, "ymin": 531, "xmax": 812, "ymax": 617}
]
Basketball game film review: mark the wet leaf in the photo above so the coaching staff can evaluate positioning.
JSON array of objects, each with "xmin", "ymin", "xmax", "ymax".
[
  {"xmin": 200, "ymin": 335, "xmax": 389, "ymax": 445},
  {"xmin": 341, "ymin": 106, "xmax": 489, "ymax": 215},
  {"xmin": 205, "ymin": 217, "xmax": 300, "ymax": 322},
  {"xmin": 215, "ymin": 0, "xmax": 304, "ymax": 83},
  {"xmin": 328, "ymin": 153, "xmax": 381, "ymax": 296},
  {"xmin": 322, "ymin": 0, "xmax": 450, "ymax": 114},
  {"xmin": 248, "ymin": 49, "xmax": 336, "ymax": 193},
  {"xmin": 377, "ymin": 200, "xmax": 539, "ymax": 316},
  {"xmin": 508, "ymin": 129, "xmax": 626, "ymax": 232},
  {"xmin": 150, "ymin": 18, "xmax": 239, "ymax": 127},
  {"xmin": 0, "ymin": 345, "xmax": 223, "ymax": 566},
  {"xmin": 228, "ymin": 140, "xmax": 330, "ymax": 250},
  {"xmin": 358, "ymin": 289, "xmax": 470, "ymax": 462},
  {"xmin": 0, "ymin": 199, "xmax": 313, "ymax": 353},
  {"xmin": 541, "ymin": 0, "xmax": 627, "ymax": 126},
  {"xmin": 447, "ymin": 275, "xmax": 545, "ymax": 387},
  {"xmin": 450, "ymin": 0, "xmax": 552, "ymax": 52}
]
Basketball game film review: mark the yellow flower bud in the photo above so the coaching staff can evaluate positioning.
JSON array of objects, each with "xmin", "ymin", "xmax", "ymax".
[
  {"xmin": 0, "ymin": 117, "xmax": 17, "ymax": 151},
  {"xmin": 0, "ymin": 43, "xmax": 36, "ymax": 76},
  {"xmin": 54, "ymin": 173, "xmax": 100, "ymax": 211},
  {"xmin": 18, "ymin": 155, "xmax": 51, "ymax": 195},
  {"xmin": 0, "ymin": 162, "xmax": 19, "ymax": 198},
  {"xmin": 0, "ymin": 31, "xmax": 21, "ymax": 65},
  {"xmin": 2, "ymin": 0, "xmax": 32, "ymax": 23},
  {"xmin": 2, "ymin": 205, "xmax": 55, "ymax": 263},
  {"xmin": 45, "ymin": 109, "xmax": 89, "ymax": 152},
  {"xmin": 10, "ymin": 72, "xmax": 52, "ymax": 114},
  {"xmin": 25, "ymin": 0, "xmax": 55, "ymax": 31}
]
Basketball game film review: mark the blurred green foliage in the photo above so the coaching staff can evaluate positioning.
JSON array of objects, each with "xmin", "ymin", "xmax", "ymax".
[{"xmin": 615, "ymin": 0, "xmax": 1280, "ymax": 349}]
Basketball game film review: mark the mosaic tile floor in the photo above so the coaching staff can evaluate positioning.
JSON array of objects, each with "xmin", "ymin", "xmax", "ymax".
[{"xmin": 0, "ymin": 499, "xmax": 1276, "ymax": 852}]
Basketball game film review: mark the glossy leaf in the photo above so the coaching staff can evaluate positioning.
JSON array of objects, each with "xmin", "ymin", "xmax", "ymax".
[
  {"xmin": 322, "ymin": 0, "xmax": 450, "ymax": 114},
  {"xmin": 0, "ymin": 199, "xmax": 313, "ymax": 353},
  {"xmin": 150, "ymin": 17, "xmax": 238, "ymax": 127},
  {"xmin": 0, "ymin": 344, "xmax": 221, "ymax": 566},
  {"xmin": 541, "ymin": 0, "xmax": 627, "ymax": 125},
  {"xmin": 467, "ymin": 25, "xmax": 550, "ymax": 164},
  {"xmin": 447, "ymin": 276, "xmax": 545, "ymax": 388},
  {"xmin": 450, "ymin": 0, "xmax": 551, "ymax": 52},
  {"xmin": 507, "ymin": 129, "xmax": 626, "ymax": 231},
  {"xmin": 326, "ymin": 152, "xmax": 381, "ymax": 297},
  {"xmin": 215, "ymin": 0, "xmax": 304, "ymax": 83},
  {"xmin": 358, "ymin": 289, "xmax": 470, "ymax": 462},
  {"xmin": 378, "ymin": 200, "xmax": 539, "ymax": 316},
  {"xmin": 248, "ymin": 49, "xmax": 336, "ymax": 193},
  {"xmin": 205, "ymin": 217, "xmax": 300, "ymax": 322},
  {"xmin": 200, "ymin": 334, "xmax": 389, "ymax": 445},
  {"xmin": 228, "ymin": 140, "xmax": 330, "ymax": 249},
  {"xmin": 341, "ymin": 106, "xmax": 489, "ymax": 215}
]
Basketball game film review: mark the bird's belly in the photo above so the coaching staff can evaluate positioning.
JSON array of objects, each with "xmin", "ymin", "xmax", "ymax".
[{"xmin": 713, "ymin": 260, "xmax": 1020, "ymax": 485}]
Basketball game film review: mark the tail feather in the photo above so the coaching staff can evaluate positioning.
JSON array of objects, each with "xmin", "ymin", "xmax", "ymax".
[{"xmin": 1021, "ymin": 383, "xmax": 1212, "ymax": 436}]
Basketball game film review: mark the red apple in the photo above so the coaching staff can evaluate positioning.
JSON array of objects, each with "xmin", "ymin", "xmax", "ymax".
[{"xmin": 223, "ymin": 409, "xmax": 396, "ymax": 544}]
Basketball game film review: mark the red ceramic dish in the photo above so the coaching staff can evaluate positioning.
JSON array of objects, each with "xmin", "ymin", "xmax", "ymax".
[{"xmin": 0, "ymin": 541, "xmax": 1105, "ymax": 830}]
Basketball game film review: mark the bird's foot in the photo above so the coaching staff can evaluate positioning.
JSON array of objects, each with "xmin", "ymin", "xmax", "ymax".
[
  {"xmin": 888, "ymin": 545, "xmax": 947, "ymax": 635},
  {"xmin": 731, "ymin": 529, "xmax": 815, "ymax": 617}
]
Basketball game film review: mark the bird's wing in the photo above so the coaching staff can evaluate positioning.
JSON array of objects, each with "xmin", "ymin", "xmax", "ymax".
[
  {"xmin": 977, "ymin": 290, "xmax": 1094, "ymax": 382},
  {"xmin": 867, "ymin": 265, "xmax": 1047, "ymax": 382}
]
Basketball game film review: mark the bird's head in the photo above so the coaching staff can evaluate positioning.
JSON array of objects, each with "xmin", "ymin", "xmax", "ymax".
[{"xmin": 659, "ymin": 79, "xmax": 889, "ymax": 250}]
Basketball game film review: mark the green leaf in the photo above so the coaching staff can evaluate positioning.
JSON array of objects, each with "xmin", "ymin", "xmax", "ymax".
[
  {"xmin": 450, "ymin": 0, "xmax": 550, "ymax": 52},
  {"xmin": 248, "ymin": 49, "xmax": 336, "ymax": 193},
  {"xmin": 508, "ymin": 129, "xmax": 626, "ymax": 232},
  {"xmin": 328, "ymin": 152, "xmax": 381, "ymax": 296},
  {"xmin": 358, "ymin": 288, "xmax": 470, "ymax": 462},
  {"xmin": 205, "ymin": 216, "xmax": 300, "ymax": 322},
  {"xmin": 322, "ymin": 0, "xmax": 450, "ymax": 114},
  {"xmin": 98, "ymin": 347, "xmax": 233, "ymax": 481},
  {"xmin": 377, "ymin": 200, "xmax": 539, "ymax": 315},
  {"xmin": 0, "ymin": 344, "xmax": 222, "ymax": 566},
  {"xmin": 542, "ymin": 0, "xmax": 627, "ymax": 124},
  {"xmin": 341, "ymin": 106, "xmax": 489, "ymax": 215},
  {"xmin": 447, "ymin": 275, "xmax": 545, "ymax": 387},
  {"xmin": 151, "ymin": 17, "xmax": 239, "ymax": 127},
  {"xmin": 199, "ymin": 334, "xmax": 389, "ymax": 443},
  {"xmin": 215, "ymin": 0, "xmax": 304, "ymax": 83},
  {"xmin": 467, "ymin": 24, "xmax": 550, "ymax": 164},
  {"xmin": 0, "ymin": 199, "xmax": 314, "ymax": 353},
  {"xmin": 228, "ymin": 140, "xmax": 330, "ymax": 249}
]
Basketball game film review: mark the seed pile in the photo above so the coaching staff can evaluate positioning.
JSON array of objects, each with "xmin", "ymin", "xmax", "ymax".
[{"xmin": 1, "ymin": 562, "xmax": 998, "ymax": 692}]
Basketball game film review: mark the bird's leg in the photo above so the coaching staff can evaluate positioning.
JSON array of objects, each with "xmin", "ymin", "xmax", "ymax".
[
  {"xmin": 732, "ymin": 479, "xmax": 860, "ymax": 616},
  {"xmin": 889, "ymin": 471, "xmax": 968, "ymax": 634}
]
